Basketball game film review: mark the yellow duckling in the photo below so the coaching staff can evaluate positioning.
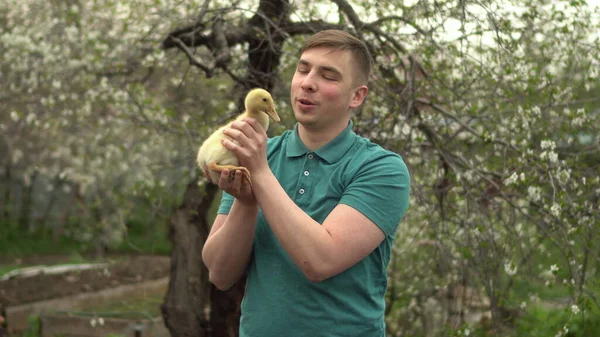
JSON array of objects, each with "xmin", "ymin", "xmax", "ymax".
[{"xmin": 196, "ymin": 88, "xmax": 280, "ymax": 186}]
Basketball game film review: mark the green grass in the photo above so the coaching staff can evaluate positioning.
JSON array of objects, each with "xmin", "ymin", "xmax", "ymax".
[
  {"xmin": 0, "ymin": 218, "xmax": 172, "ymax": 258},
  {"xmin": 514, "ymin": 304, "xmax": 600, "ymax": 337},
  {"xmin": 0, "ymin": 264, "xmax": 21, "ymax": 276},
  {"xmin": 509, "ymin": 277, "xmax": 572, "ymax": 302},
  {"xmin": 112, "ymin": 227, "xmax": 172, "ymax": 255},
  {"xmin": 0, "ymin": 216, "xmax": 172, "ymax": 278},
  {"xmin": 0, "ymin": 230, "xmax": 85, "ymax": 257}
]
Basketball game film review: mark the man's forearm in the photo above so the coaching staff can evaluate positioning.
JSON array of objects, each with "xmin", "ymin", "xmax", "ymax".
[
  {"xmin": 202, "ymin": 200, "xmax": 258, "ymax": 290},
  {"xmin": 252, "ymin": 171, "xmax": 336, "ymax": 282}
]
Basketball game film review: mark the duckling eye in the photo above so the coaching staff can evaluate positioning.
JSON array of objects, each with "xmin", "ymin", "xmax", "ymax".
[{"xmin": 262, "ymin": 98, "xmax": 268, "ymax": 102}]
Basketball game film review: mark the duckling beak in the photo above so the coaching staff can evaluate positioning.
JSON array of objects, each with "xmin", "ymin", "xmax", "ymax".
[{"xmin": 265, "ymin": 106, "xmax": 281, "ymax": 122}]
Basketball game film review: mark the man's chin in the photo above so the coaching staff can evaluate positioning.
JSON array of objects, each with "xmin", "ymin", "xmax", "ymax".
[{"xmin": 295, "ymin": 112, "xmax": 318, "ymax": 125}]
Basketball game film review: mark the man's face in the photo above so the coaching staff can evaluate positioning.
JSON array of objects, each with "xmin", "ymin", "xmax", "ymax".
[{"xmin": 290, "ymin": 47, "xmax": 367, "ymax": 131}]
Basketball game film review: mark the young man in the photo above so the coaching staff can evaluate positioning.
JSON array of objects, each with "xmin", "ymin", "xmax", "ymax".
[{"xmin": 201, "ymin": 29, "xmax": 410, "ymax": 337}]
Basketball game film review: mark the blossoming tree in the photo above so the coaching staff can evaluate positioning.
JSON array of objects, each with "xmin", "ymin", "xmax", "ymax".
[{"xmin": 1, "ymin": 0, "xmax": 598, "ymax": 336}]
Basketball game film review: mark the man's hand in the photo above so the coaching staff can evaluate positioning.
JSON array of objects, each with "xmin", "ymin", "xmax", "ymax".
[
  {"xmin": 203, "ymin": 166, "xmax": 255, "ymax": 205},
  {"xmin": 221, "ymin": 118, "xmax": 270, "ymax": 174}
]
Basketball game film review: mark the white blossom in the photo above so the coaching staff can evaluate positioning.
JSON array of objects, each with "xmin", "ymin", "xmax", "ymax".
[
  {"xmin": 26, "ymin": 113, "xmax": 36, "ymax": 124},
  {"xmin": 572, "ymin": 116, "xmax": 586, "ymax": 126},
  {"xmin": 550, "ymin": 204, "xmax": 561, "ymax": 217},
  {"xmin": 505, "ymin": 172, "xmax": 519, "ymax": 185},
  {"xmin": 504, "ymin": 261, "xmax": 518, "ymax": 276},
  {"xmin": 557, "ymin": 169, "xmax": 571, "ymax": 185},
  {"xmin": 527, "ymin": 186, "xmax": 542, "ymax": 202},
  {"xmin": 541, "ymin": 140, "xmax": 556, "ymax": 150},
  {"xmin": 10, "ymin": 111, "xmax": 19, "ymax": 122}
]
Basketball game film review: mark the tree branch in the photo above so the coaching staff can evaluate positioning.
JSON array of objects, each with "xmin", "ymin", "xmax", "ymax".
[
  {"xmin": 212, "ymin": 14, "xmax": 231, "ymax": 67},
  {"xmin": 330, "ymin": 0, "xmax": 364, "ymax": 29},
  {"xmin": 367, "ymin": 15, "xmax": 430, "ymax": 36},
  {"xmin": 168, "ymin": 36, "xmax": 215, "ymax": 77}
]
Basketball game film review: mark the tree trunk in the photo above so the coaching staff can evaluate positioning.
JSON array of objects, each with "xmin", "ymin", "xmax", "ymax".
[
  {"xmin": 209, "ymin": 275, "xmax": 247, "ymax": 337},
  {"xmin": 162, "ymin": 1, "xmax": 291, "ymax": 336},
  {"xmin": 161, "ymin": 179, "xmax": 218, "ymax": 337}
]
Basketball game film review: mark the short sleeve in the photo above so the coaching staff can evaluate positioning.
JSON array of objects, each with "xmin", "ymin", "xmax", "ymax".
[
  {"xmin": 339, "ymin": 152, "xmax": 411, "ymax": 237},
  {"xmin": 217, "ymin": 190, "xmax": 235, "ymax": 215}
]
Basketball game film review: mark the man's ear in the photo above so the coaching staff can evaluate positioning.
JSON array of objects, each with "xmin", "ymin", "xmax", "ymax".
[{"xmin": 349, "ymin": 85, "xmax": 368, "ymax": 109}]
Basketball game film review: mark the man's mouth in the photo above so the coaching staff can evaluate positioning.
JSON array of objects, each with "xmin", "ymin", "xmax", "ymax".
[{"xmin": 298, "ymin": 98, "xmax": 316, "ymax": 106}]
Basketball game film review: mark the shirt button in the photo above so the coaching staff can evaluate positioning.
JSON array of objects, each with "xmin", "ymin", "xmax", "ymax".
[
  {"xmin": 308, "ymin": 154, "xmax": 314, "ymax": 159},
  {"xmin": 304, "ymin": 170, "xmax": 309, "ymax": 176},
  {"xmin": 299, "ymin": 188, "xmax": 305, "ymax": 195}
]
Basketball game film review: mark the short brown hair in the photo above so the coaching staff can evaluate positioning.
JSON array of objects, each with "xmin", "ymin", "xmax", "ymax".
[{"xmin": 302, "ymin": 29, "xmax": 372, "ymax": 85}]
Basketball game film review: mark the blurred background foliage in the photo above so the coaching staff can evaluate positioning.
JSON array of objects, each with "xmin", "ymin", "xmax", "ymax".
[{"xmin": 1, "ymin": 0, "xmax": 599, "ymax": 336}]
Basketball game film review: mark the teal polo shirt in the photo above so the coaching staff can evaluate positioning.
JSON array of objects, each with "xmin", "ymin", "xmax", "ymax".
[{"xmin": 217, "ymin": 120, "xmax": 410, "ymax": 337}]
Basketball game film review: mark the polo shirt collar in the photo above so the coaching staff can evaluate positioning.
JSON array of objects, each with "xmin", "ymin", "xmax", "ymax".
[{"xmin": 286, "ymin": 120, "xmax": 356, "ymax": 164}]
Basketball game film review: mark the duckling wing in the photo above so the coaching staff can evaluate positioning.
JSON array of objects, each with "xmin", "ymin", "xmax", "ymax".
[{"xmin": 196, "ymin": 124, "xmax": 241, "ymax": 182}]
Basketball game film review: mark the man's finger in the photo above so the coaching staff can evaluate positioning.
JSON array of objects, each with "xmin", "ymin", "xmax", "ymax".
[
  {"xmin": 224, "ymin": 128, "xmax": 250, "ymax": 145},
  {"xmin": 218, "ymin": 169, "xmax": 229, "ymax": 188},
  {"xmin": 222, "ymin": 138, "xmax": 236, "ymax": 151},
  {"xmin": 242, "ymin": 117, "xmax": 264, "ymax": 133},
  {"xmin": 234, "ymin": 170, "xmax": 243, "ymax": 186},
  {"xmin": 232, "ymin": 119, "xmax": 262, "ymax": 137}
]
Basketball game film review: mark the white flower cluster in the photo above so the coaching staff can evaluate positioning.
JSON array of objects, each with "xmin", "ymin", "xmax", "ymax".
[
  {"xmin": 527, "ymin": 186, "xmax": 542, "ymax": 202},
  {"xmin": 572, "ymin": 108, "xmax": 587, "ymax": 127},
  {"xmin": 555, "ymin": 326, "xmax": 570, "ymax": 337},
  {"xmin": 550, "ymin": 203, "xmax": 561, "ymax": 217},
  {"xmin": 504, "ymin": 261, "xmax": 518, "ymax": 276},
  {"xmin": 505, "ymin": 171, "xmax": 525, "ymax": 185},
  {"xmin": 556, "ymin": 168, "xmax": 571, "ymax": 185},
  {"xmin": 540, "ymin": 139, "xmax": 559, "ymax": 164},
  {"xmin": 541, "ymin": 140, "xmax": 556, "ymax": 150},
  {"xmin": 541, "ymin": 264, "xmax": 560, "ymax": 286}
]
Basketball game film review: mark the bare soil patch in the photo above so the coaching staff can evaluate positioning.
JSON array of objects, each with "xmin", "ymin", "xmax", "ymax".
[{"xmin": 0, "ymin": 255, "xmax": 170, "ymax": 308}]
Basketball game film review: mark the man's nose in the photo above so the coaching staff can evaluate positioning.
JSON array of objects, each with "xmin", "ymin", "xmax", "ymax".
[{"xmin": 300, "ymin": 73, "xmax": 317, "ymax": 92}]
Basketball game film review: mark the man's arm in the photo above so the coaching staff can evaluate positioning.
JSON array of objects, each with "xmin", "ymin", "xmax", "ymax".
[
  {"xmin": 252, "ymin": 170, "xmax": 385, "ymax": 282},
  {"xmin": 201, "ymin": 170, "xmax": 258, "ymax": 291}
]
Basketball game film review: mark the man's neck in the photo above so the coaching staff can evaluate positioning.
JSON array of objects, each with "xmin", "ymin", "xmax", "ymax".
[{"xmin": 297, "ymin": 120, "xmax": 349, "ymax": 151}]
